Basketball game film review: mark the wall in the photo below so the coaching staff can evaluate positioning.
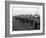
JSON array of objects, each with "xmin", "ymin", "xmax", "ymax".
[{"xmin": 0, "ymin": 0, "xmax": 46, "ymax": 38}]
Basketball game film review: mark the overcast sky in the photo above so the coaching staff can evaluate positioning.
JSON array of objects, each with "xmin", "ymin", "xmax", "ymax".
[{"xmin": 12, "ymin": 4, "xmax": 40, "ymax": 16}]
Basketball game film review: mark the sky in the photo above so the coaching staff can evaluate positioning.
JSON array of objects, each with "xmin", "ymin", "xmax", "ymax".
[{"xmin": 12, "ymin": 4, "xmax": 40, "ymax": 16}]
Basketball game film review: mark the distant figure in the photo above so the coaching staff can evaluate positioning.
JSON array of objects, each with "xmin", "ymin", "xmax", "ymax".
[
  {"xmin": 25, "ymin": 18, "xmax": 29, "ymax": 23},
  {"xmin": 34, "ymin": 18, "xmax": 40, "ymax": 30},
  {"xmin": 30, "ymin": 18, "xmax": 34, "ymax": 26},
  {"xmin": 22, "ymin": 18, "xmax": 25, "ymax": 24}
]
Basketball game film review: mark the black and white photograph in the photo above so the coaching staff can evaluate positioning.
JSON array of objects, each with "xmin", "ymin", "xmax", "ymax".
[
  {"xmin": 5, "ymin": 1, "xmax": 45, "ymax": 37},
  {"xmin": 10, "ymin": 4, "xmax": 43, "ymax": 34},
  {"xmin": 12, "ymin": 5, "xmax": 40, "ymax": 31}
]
